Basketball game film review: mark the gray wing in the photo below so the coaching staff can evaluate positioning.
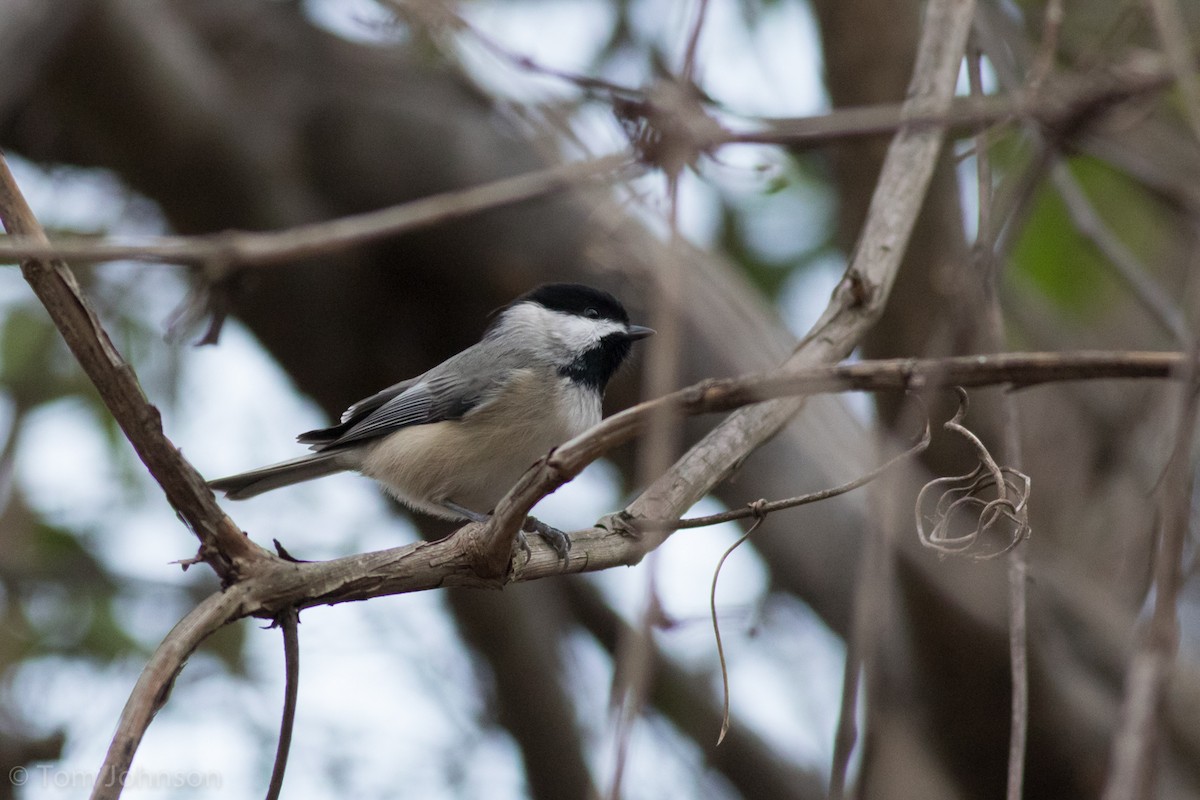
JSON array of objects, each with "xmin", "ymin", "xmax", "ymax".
[
  {"xmin": 330, "ymin": 372, "xmax": 486, "ymax": 445},
  {"xmin": 298, "ymin": 345, "xmax": 519, "ymax": 450},
  {"xmin": 339, "ymin": 377, "xmax": 421, "ymax": 423}
]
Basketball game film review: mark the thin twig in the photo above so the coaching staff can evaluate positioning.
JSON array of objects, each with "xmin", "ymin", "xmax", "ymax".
[
  {"xmin": 984, "ymin": 135, "xmax": 1058, "ymax": 270},
  {"xmin": 968, "ymin": 36, "xmax": 1030, "ymax": 798},
  {"xmin": 707, "ymin": 419, "xmax": 929, "ymax": 746},
  {"xmin": 1005, "ymin": 511, "xmax": 1029, "ymax": 800},
  {"xmin": 680, "ymin": 0, "xmax": 711, "ymax": 84},
  {"xmin": 729, "ymin": 61, "xmax": 1169, "ymax": 149},
  {"xmin": 0, "ymin": 63, "xmax": 1170, "ymax": 272},
  {"xmin": 710, "ymin": 505, "xmax": 764, "ymax": 746},
  {"xmin": 828, "ymin": 418, "xmax": 907, "ymax": 800},
  {"xmin": 969, "ymin": 38, "xmax": 994, "ymax": 251},
  {"xmin": 614, "ymin": 0, "xmax": 978, "ymax": 548},
  {"xmin": 0, "ymin": 403, "xmax": 27, "ymax": 517},
  {"xmin": 666, "ymin": 416, "xmax": 930, "ymax": 530},
  {"xmin": 563, "ymin": 580, "xmax": 824, "ymax": 797},
  {"xmin": 384, "ymin": 0, "xmax": 642, "ymax": 99},
  {"xmin": 266, "ymin": 608, "xmax": 300, "ymax": 800},
  {"xmin": 827, "ymin": 627, "xmax": 861, "ymax": 800},
  {"xmin": 0, "ymin": 154, "xmax": 634, "ymax": 269},
  {"xmin": 1027, "ymin": 0, "xmax": 1064, "ymax": 92},
  {"xmin": 828, "ymin": 398, "xmax": 934, "ymax": 797},
  {"xmin": 606, "ymin": 131, "xmax": 690, "ymax": 800}
]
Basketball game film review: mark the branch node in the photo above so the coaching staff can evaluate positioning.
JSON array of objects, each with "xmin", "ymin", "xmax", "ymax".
[
  {"xmin": 596, "ymin": 510, "xmax": 643, "ymax": 539},
  {"xmin": 272, "ymin": 539, "xmax": 309, "ymax": 563},
  {"xmin": 613, "ymin": 79, "xmax": 724, "ymax": 176},
  {"xmin": 460, "ymin": 520, "xmax": 518, "ymax": 583}
]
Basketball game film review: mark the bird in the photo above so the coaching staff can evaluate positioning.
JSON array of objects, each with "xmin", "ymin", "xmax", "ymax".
[{"xmin": 208, "ymin": 283, "xmax": 653, "ymax": 556}]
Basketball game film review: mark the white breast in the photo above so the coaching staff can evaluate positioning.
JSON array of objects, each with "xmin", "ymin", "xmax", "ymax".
[{"xmin": 358, "ymin": 371, "xmax": 602, "ymax": 519}]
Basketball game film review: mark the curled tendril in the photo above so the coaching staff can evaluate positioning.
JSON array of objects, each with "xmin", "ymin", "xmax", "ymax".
[{"xmin": 915, "ymin": 388, "xmax": 1031, "ymax": 560}]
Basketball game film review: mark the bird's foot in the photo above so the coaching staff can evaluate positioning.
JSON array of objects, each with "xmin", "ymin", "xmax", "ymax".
[
  {"xmin": 522, "ymin": 516, "xmax": 571, "ymax": 560},
  {"xmin": 444, "ymin": 501, "xmax": 568, "ymax": 562}
]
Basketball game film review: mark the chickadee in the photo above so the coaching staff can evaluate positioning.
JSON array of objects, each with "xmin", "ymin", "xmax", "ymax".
[{"xmin": 208, "ymin": 283, "xmax": 653, "ymax": 554}]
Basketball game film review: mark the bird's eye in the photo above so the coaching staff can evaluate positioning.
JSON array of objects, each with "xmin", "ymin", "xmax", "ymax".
[{"xmin": 584, "ymin": 308, "xmax": 600, "ymax": 319}]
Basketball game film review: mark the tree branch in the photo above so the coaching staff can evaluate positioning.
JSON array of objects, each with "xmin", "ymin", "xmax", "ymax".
[
  {"xmin": 210, "ymin": 352, "xmax": 1200, "ymax": 604},
  {"xmin": 266, "ymin": 609, "xmax": 300, "ymax": 800},
  {"xmin": 613, "ymin": 0, "xmax": 977, "ymax": 545},
  {"xmin": 668, "ymin": 416, "xmax": 930, "ymax": 529},
  {"xmin": 90, "ymin": 588, "xmax": 250, "ymax": 800},
  {"xmin": 731, "ymin": 56, "xmax": 1169, "ymax": 149},
  {"xmin": 482, "ymin": 349, "xmax": 1181, "ymax": 572},
  {"xmin": 0, "ymin": 154, "xmax": 632, "ymax": 269},
  {"xmin": 85, "ymin": 348, "xmax": 1186, "ymax": 798},
  {"xmin": 0, "ymin": 153, "xmax": 270, "ymax": 581},
  {"xmin": 0, "ymin": 63, "xmax": 1166, "ymax": 272},
  {"xmin": 967, "ymin": 35, "xmax": 1030, "ymax": 800}
]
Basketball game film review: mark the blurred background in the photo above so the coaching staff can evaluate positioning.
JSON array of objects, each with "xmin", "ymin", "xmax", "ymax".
[{"xmin": 3, "ymin": 0, "xmax": 1200, "ymax": 798}]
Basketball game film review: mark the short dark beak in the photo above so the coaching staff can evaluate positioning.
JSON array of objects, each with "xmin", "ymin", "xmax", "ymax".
[{"xmin": 626, "ymin": 325, "xmax": 655, "ymax": 340}]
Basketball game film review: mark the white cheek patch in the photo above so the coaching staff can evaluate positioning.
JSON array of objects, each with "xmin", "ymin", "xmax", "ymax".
[
  {"xmin": 553, "ymin": 312, "xmax": 626, "ymax": 350},
  {"xmin": 500, "ymin": 302, "xmax": 626, "ymax": 351}
]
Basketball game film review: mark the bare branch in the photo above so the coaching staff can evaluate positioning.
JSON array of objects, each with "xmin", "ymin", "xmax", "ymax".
[
  {"xmin": 612, "ymin": 0, "xmax": 977, "ymax": 545},
  {"xmin": 729, "ymin": 58, "xmax": 1169, "ymax": 149},
  {"xmin": 90, "ymin": 588, "xmax": 249, "ymax": 800},
  {"xmin": 0, "ymin": 153, "xmax": 270, "ymax": 581},
  {"xmin": 244, "ymin": 351, "xmax": 1192, "ymax": 604},
  {"xmin": 829, "ymin": 430, "xmax": 903, "ymax": 800},
  {"xmin": 86, "ymin": 348, "xmax": 1186, "ymax": 797},
  {"xmin": 102, "ymin": 352, "xmax": 1191, "ymax": 611},
  {"xmin": 967, "ymin": 33, "xmax": 1031, "ymax": 797},
  {"xmin": 605, "ymin": 120, "xmax": 692, "ymax": 800},
  {"xmin": 828, "ymin": 631, "xmax": 861, "ymax": 800},
  {"xmin": 1005, "ymin": 511, "xmax": 1031, "ymax": 800},
  {"xmin": 705, "ymin": 417, "xmax": 929, "ymax": 746},
  {"xmin": 0, "ymin": 154, "xmax": 633, "ymax": 268},
  {"xmin": 382, "ymin": 0, "xmax": 641, "ymax": 98},
  {"xmin": 266, "ymin": 609, "xmax": 300, "ymax": 800},
  {"xmin": 484, "ymin": 349, "xmax": 1181, "ymax": 566},
  {"xmin": 563, "ymin": 580, "xmax": 825, "ymax": 799},
  {"xmin": 670, "ymin": 414, "xmax": 931, "ymax": 530},
  {"xmin": 710, "ymin": 506, "xmax": 765, "ymax": 746},
  {"xmin": 0, "ymin": 64, "xmax": 1168, "ymax": 273}
]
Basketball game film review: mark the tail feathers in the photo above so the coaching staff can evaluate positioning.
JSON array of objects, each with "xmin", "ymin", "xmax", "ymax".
[{"xmin": 208, "ymin": 452, "xmax": 349, "ymax": 500}]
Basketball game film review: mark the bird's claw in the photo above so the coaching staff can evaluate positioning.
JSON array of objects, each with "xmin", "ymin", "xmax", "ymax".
[
  {"xmin": 523, "ymin": 516, "xmax": 571, "ymax": 560},
  {"xmin": 515, "ymin": 531, "xmax": 534, "ymax": 563}
]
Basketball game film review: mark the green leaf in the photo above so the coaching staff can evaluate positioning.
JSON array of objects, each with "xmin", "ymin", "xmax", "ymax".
[{"xmin": 1009, "ymin": 157, "xmax": 1166, "ymax": 317}]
